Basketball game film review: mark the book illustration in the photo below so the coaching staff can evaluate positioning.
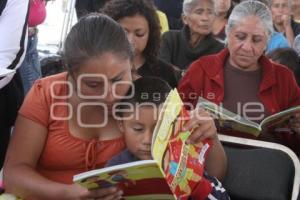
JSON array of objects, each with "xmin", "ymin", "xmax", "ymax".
[
  {"xmin": 152, "ymin": 89, "xmax": 211, "ymax": 199},
  {"xmin": 152, "ymin": 89, "xmax": 183, "ymax": 168},
  {"xmin": 165, "ymin": 110, "xmax": 210, "ymax": 199},
  {"xmin": 197, "ymin": 97, "xmax": 300, "ymax": 137},
  {"xmin": 74, "ymin": 160, "xmax": 176, "ymax": 200}
]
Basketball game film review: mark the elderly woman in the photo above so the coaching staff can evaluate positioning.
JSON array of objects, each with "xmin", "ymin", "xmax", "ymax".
[
  {"xmin": 178, "ymin": 0, "xmax": 300, "ymax": 155},
  {"xmin": 271, "ymin": 0, "xmax": 300, "ymax": 45},
  {"xmin": 158, "ymin": 0, "xmax": 224, "ymax": 70}
]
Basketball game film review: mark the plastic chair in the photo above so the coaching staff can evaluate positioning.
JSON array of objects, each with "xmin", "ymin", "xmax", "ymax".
[{"xmin": 219, "ymin": 134, "xmax": 300, "ymax": 200}]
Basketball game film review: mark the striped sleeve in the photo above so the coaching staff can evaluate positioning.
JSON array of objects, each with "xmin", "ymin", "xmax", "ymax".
[{"xmin": 0, "ymin": 0, "xmax": 29, "ymax": 89}]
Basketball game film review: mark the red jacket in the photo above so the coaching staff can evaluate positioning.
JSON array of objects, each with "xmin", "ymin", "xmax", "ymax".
[{"xmin": 178, "ymin": 48, "xmax": 300, "ymax": 154}]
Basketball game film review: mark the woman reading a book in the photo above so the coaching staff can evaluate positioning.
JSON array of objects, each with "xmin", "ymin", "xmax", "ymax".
[
  {"xmin": 178, "ymin": 0, "xmax": 300, "ymax": 155},
  {"xmin": 3, "ymin": 14, "xmax": 226, "ymax": 200}
]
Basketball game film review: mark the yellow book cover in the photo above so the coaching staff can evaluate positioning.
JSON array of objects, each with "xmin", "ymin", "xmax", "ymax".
[{"xmin": 152, "ymin": 89, "xmax": 211, "ymax": 199}]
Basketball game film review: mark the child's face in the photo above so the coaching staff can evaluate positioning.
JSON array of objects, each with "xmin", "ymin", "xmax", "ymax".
[{"xmin": 119, "ymin": 105, "xmax": 160, "ymax": 160}]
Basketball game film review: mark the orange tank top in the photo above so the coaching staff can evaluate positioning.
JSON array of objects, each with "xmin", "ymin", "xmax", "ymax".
[{"xmin": 19, "ymin": 72, "xmax": 125, "ymax": 184}]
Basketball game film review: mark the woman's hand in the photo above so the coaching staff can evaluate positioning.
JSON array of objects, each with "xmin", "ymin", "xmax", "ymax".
[
  {"xmin": 64, "ymin": 184, "xmax": 123, "ymax": 200},
  {"xmin": 282, "ymin": 14, "xmax": 291, "ymax": 29},
  {"xmin": 183, "ymin": 108, "xmax": 217, "ymax": 144},
  {"xmin": 281, "ymin": 14, "xmax": 294, "ymax": 45},
  {"xmin": 183, "ymin": 108, "xmax": 227, "ymax": 180}
]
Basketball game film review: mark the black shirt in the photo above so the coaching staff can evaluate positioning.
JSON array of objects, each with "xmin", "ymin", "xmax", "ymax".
[
  {"xmin": 137, "ymin": 58, "xmax": 182, "ymax": 88},
  {"xmin": 159, "ymin": 26, "xmax": 224, "ymax": 70}
]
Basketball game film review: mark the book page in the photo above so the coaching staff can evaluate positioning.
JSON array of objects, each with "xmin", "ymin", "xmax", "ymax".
[
  {"xmin": 73, "ymin": 160, "xmax": 176, "ymax": 199},
  {"xmin": 261, "ymin": 105, "xmax": 300, "ymax": 132},
  {"xmin": 197, "ymin": 97, "xmax": 261, "ymax": 137},
  {"xmin": 152, "ymin": 89, "xmax": 182, "ymax": 168}
]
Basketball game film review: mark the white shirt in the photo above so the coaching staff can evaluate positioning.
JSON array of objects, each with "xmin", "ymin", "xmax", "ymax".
[{"xmin": 0, "ymin": 0, "xmax": 29, "ymax": 89}]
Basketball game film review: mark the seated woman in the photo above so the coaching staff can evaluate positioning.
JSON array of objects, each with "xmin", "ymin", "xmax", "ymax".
[
  {"xmin": 102, "ymin": 0, "xmax": 182, "ymax": 88},
  {"xmin": 178, "ymin": 1, "xmax": 300, "ymax": 155},
  {"xmin": 3, "ymin": 14, "xmax": 226, "ymax": 200},
  {"xmin": 255, "ymin": 0, "xmax": 289, "ymax": 54},
  {"xmin": 271, "ymin": 0, "xmax": 300, "ymax": 45},
  {"xmin": 212, "ymin": 0, "xmax": 233, "ymax": 42},
  {"xmin": 158, "ymin": 0, "xmax": 224, "ymax": 70}
]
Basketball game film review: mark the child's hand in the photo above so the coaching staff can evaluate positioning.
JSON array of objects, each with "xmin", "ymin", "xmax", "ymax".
[
  {"xmin": 65, "ymin": 184, "xmax": 123, "ymax": 200},
  {"xmin": 183, "ymin": 108, "xmax": 217, "ymax": 144}
]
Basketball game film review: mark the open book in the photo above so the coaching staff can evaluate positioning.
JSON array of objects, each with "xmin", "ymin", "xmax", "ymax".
[
  {"xmin": 73, "ymin": 89, "xmax": 211, "ymax": 200},
  {"xmin": 198, "ymin": 97, "xmax": 300, "ymax": 137},
  {"xmin": 73, "ymin": 160, "xmax": 175, "ymax": 199}
]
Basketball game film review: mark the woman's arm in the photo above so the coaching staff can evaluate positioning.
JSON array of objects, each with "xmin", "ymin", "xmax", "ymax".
[
  {"xmin": 4, "ymin": 116, "xmax": 69, "ymax": 199},
  {"xmin": 4, "ymin": 116, "xmax": 122, "ymax": 200},
  {"xmin": 204, "ymin": 136, "xmax": 227, "ymax": 181},
  {"xmin": 177, "ymin": 61, "xmax": 227, "ymax": 180},
  {"xmin": 183, "ymin": 108, "xmax": 227, "ymax": 180}
]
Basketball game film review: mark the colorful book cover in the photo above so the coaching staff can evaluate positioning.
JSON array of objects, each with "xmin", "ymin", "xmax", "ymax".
[
  {"xmin": 73, "ymin": 160, "xmax": 176, "ymax": 200},
  {"xmin": 152, "ymin": 89, "xmax": 211, "ymax": 199}
]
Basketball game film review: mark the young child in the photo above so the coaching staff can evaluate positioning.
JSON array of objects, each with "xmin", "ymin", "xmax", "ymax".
[{"xmin": 107, "ymin": 77, "xmax": 230, "ymax": 200}]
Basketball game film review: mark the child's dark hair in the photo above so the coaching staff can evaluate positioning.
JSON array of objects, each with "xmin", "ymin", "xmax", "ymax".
[
  {"xmin": 117, "ymin": 77, "xmax": 172, "ymax": 115},
  {"xmin": 267, "ymin": 47, "xmax": 300, "ymax": 85}
]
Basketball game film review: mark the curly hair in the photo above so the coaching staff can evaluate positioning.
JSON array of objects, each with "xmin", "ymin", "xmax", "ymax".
[{"xmin": 101, "ymin": 0, "xmax": 161, "ymax": 68}]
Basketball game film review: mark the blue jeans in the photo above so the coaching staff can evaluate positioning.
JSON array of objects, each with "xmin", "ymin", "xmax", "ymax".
[{"xmin": 19, "ymin": 34, "xmax": 41, "ymax": 95}]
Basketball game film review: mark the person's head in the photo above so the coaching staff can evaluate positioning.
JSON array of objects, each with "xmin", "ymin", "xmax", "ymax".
[
  {"xmin": 63, "ymin": 13, "xmax": 134, "ymax": 109},
  {"xmin": 267, "ymin": 47, "xmax": 300, "ymax": 85},
  {"xmin": 270, "ymin": 0, "xmax": 291, "ymax": 25},
  {"xmin": 294, "ymin": 34, "xmax": 300, "ymax": 55},
  {"xmin": 116, "ymin": 77, "xmax": 172, "ymax": 160},
  {"xmin": 102, "ymin": 0, "xmax": 161, "ymax": 66},
  {"xmin": 182, "ymin": 0, "xmax": 216, "ymax": 36},
  {"xmin": 291, "ymin": 0, "xmax": 300, "ymax": 18},
  {"xmin": 254, "ymin": 0, "xmax": 272, "ymax": 8},
  {"xmin": 225, "ymin": 0, "xmax": 273, "ymax": 71},
  {"xmin": 215, "ymin": 0, "xmax": 232, "ymax": 17}
]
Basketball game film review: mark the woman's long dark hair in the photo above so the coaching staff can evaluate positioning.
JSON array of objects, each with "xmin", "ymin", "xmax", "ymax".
[{"xmin": 102, "ymin": 0, "xmax": 161, "ymax": 69}]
